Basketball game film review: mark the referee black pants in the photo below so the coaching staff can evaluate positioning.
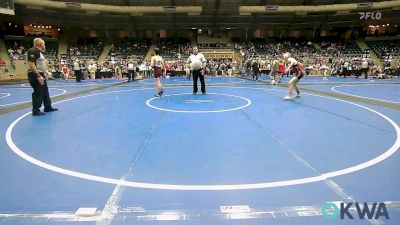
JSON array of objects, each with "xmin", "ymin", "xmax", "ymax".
[
  {"xmin": 192, "ymin": 69, "xmax": 206, "ymax": 94},
  {"xmin": 28, "ymin": 72, "xmax": 52, "ymax": 113},
  {"xmin": 128, "ymin": 70, "xmax": 135, "ymax": 82},
  {"xmin": 252, "ymin": 69, "xmax": 260, "ymax": 80},
  {"xmin": 75, "ymin": 70, "xmax": 82, "ymax": 82}
]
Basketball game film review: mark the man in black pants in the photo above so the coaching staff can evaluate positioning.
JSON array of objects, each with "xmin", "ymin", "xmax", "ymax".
[
  {"xmin": 187, "ymin": 46, "xmax": 207, "ymax": 94},
  {"xmin": 27, "ymin": 38, "xmax": 58, "ymax": 116},
  {"xmin": 252, "ymin": 60, "xmax": 260, "ymax": 80},
  {"xmin": 246, "ymin": 59, "xmax": 252, "ymax": 77},
  {"xmin": 127, "ymin": 60, "xmax": 135, "ymax": 82},
  {"xmin": 73, "ymin": 60, "xmax": 82, "ymax": 82}
]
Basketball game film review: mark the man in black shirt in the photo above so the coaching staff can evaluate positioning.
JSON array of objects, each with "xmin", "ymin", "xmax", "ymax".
[
  {"xmin": 246, "ymin": 59, "xmax": 252, "ymax": 77},
  {"xmin": 252, "ymin": 60, "xmax": 260, "ymax": 81},
  {"xmin": 27, "ymin": 38, "xmax": 58, "ymax": 116}
]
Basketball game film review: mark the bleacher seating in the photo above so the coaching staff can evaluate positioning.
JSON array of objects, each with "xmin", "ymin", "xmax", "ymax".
[
  {"xmin": 341, "ymin": 41, "xmax": 364, "ymax": 57},
  {"xmin": 367, "ymin": 40, "xmax": 400, "ymax": 59},
  {"xmin": 5, "ymin": 38, "xmax": 58, "ymax": 69},
  {"xmin": 67, "ymin": 40, "xmax": 104, "ymax": 65},
  {"xmin": 234, "ymin": 38, "xmax": 365, "ymax": 67},
  {"xmin": 156, "ymin": 38, "xmax": 191, "ymax": 61},
  {"xmin": 198, "ymin": 43, "xmax": 230, "ymax": 49},
  {"xmin": 108, "ymin": 39, "xmax": 151, "ymax": 63}
]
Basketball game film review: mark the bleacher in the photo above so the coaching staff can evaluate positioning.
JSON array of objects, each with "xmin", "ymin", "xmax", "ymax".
[
  {"xmin": 108, "ymin": 39, "xmax": 151, "ymax": 63},
  {"xmin": 4, "ymin": 37, "xmax": 58, "ymax": 69},
  {"xmin": 366, "ymin": 40, "xmax": 400, "ymax": 59},
  {"xmin": 156, "ymin": 38, "xmax": 191, "ymax": 61},
  {"xmin": 198, "ymin": 43, "xmax": 230, "ymax": 49},
  {"xmin": 67, "ymin": 40, "xmax": 104, "ymax": 65},
  {"xmin": 234, "ymin": 38, "xmax": 365, "ymax": 66},
  {"xmin": 341, "ymin": 41, "xmax": 364, "ymax": 57}
]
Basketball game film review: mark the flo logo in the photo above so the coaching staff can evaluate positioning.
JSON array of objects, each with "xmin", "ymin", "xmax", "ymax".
[
  {"xmin": 359, "ymin": 11, "xmax": 382, "ymax": 20},
  {"xmin": 322, "ymin": 202, "xmax": 389, "ymax": 220}
]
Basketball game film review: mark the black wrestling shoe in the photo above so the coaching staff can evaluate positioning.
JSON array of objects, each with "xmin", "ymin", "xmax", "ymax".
[
  {"xmin": 155, "ymin": 89, "xmax": 164, "ymax": 97},
  {"xmin": 202, "ymin": 91, "xmax": 206, "ymax": 95},
  {"xmin": 32, "ymin": 111, "xmax": 45, "ymax": 116},
  {"xmin": 155, "ymin": 90, "xmax": 162, "ymax": 97},
  {"xmin": 44, "ymin": 108, "xmax": 58, "ymax": 112},
  {"xmin": 193, "ymin": 92, "xmax": 197, "ymax": 95}
]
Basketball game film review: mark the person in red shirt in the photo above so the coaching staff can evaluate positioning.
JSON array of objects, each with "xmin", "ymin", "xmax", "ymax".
[
  {"xmin": 0, "ymin": 58, "xmax": 5, "ymax": 74},
  {"xmin": 278, "ymin": 60, "xmax": 285, "ymax": 76},
  {"xmin": 164, "ymin": 62, "xmax": 171, "ymax": 76}
]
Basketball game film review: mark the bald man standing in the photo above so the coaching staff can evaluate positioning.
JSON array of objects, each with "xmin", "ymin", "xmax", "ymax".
[
  {"xmin": 27, "ymin": 38, "xmax": 58, "ymax": 116},
  {"xmin": 187, "ymin": 46, "xmax": 207, "ymax": 94}
]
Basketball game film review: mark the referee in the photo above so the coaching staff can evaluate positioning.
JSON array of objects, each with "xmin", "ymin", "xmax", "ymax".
[
  {"xmin": 27, "ymin": 38, "xmax": 58, "ymax": 116},
  {"xmin": 187, "ymin": 46, "xmax": 207, "ymax": 94}
]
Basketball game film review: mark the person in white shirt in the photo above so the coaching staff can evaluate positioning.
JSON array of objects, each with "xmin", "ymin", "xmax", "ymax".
[
  {"xmin": 305, "ymin": 64, "xmax": 313, "ymax": 77},
  {"xmin": 151, "ymin": 48, "xmax": 165, "ymax": 97},
  {"xmin": 184, "ymin": 64, "xmax": 191, "ymax": 80},
  {"xmin": 266, "ymin": 62, "xmax": 271, "ymax": 71},
  {"xmin": 342, "ymin": 61, "xmax": 349, "ymax": 78},
  {"xmin": 88, "ymin": 63, "xmax": 97, "ymax": 80},
  {"xmin": 360, "ymin": 58, "xmax": 369, "ymax": 79},
  {"xmin": 114, "ymin": 63, "xmax": 122, "ymax": 79},
  {"xmin": 62, "ymin": 64, "xmax": 69, "ymax": 81},
  {"xmin": 139, "ymin": 63, "xmax": 146, "ymax": 78},
  {"xmin": 319, "ymin": 64, "xmax": 329, "ymax": 80},
  {"xmin": 187, "ymin": 46, "xmax": 207, "ymax": 94},
  {"xmin": 73, "ymin": 60, "xmax": 81, "ymax": 82},
  {"xmin": 270, "ymin": 59, "xmax": 280, "ymax": 85},
  {"xmin": 127, "ymin": 60, "xmax": 135, "ymax": 82}
]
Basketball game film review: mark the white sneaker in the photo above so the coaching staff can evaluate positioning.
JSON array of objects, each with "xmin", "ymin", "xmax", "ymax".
[
  {"xmin": 284, "ymin": 95, "xmax": 294, "ymax": 100},
  {"xmin": 296, "ymin": 93, "xmax": 301, "ymax": 98}
]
